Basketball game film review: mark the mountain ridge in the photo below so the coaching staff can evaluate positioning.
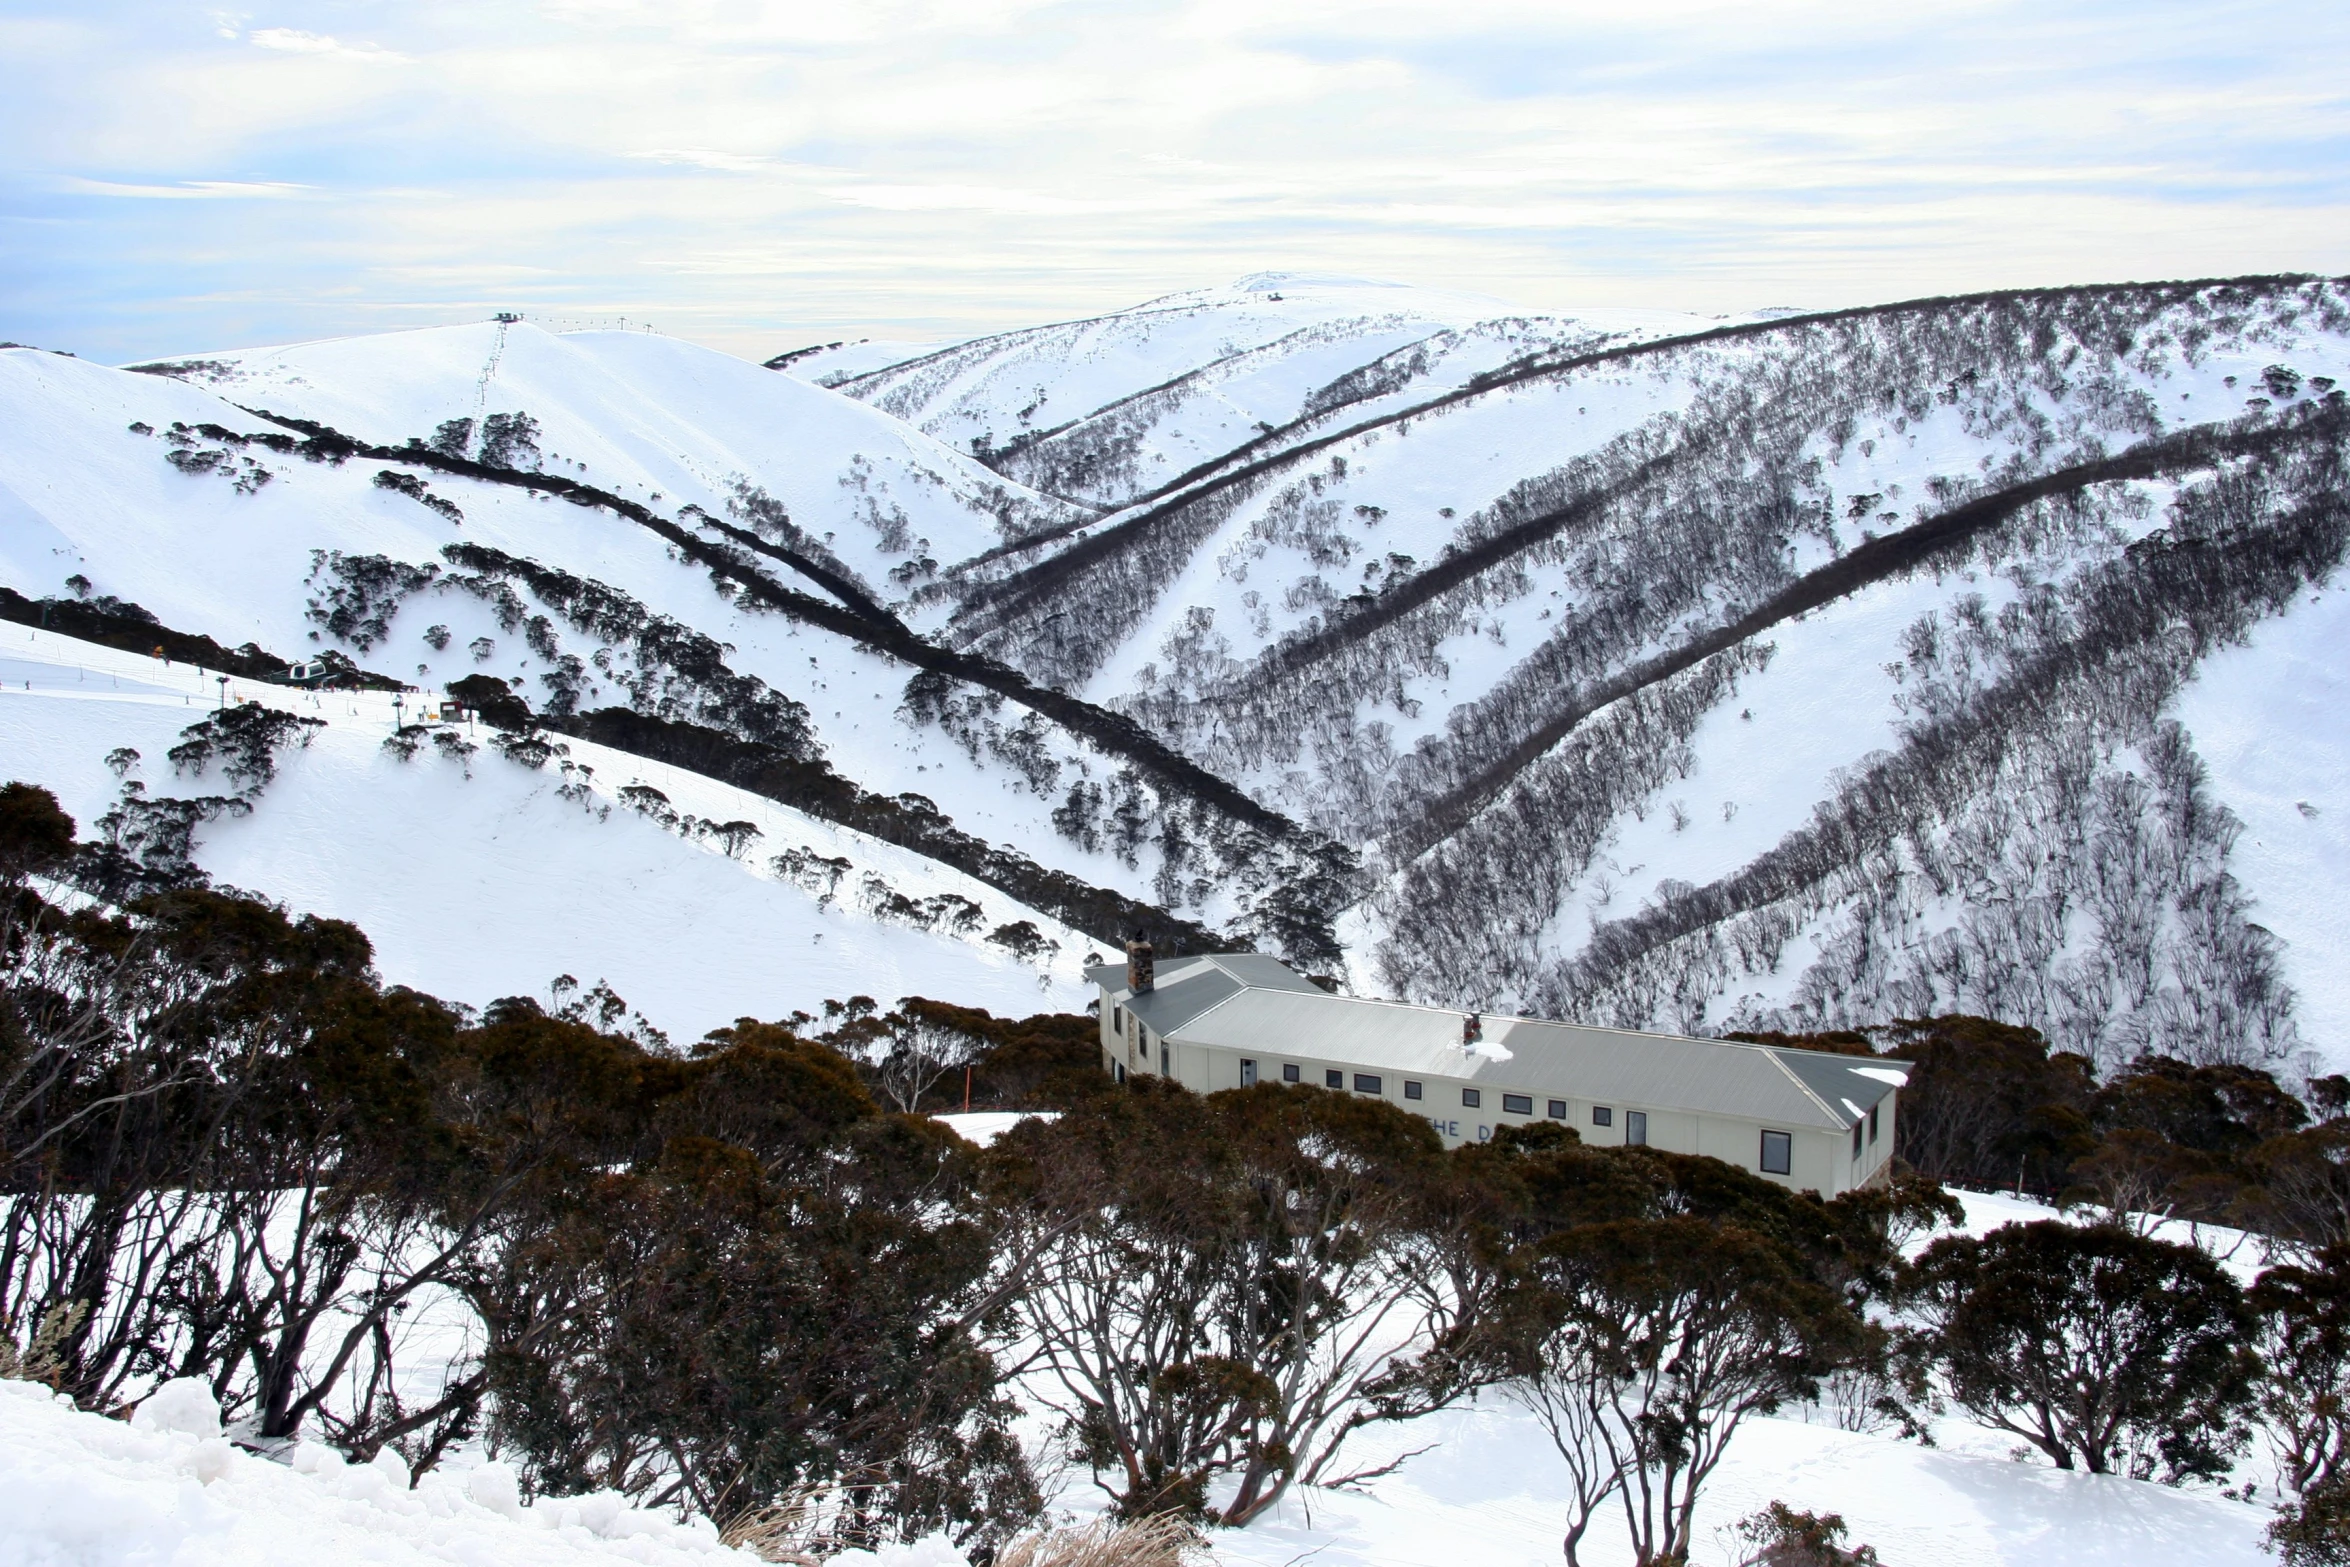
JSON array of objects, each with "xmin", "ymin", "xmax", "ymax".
[{"xmin": 6, "ymin": 271, "xmax": 2347, "ymax": 1064}]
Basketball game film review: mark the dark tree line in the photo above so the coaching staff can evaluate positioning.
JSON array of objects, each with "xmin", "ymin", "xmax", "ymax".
[
  {"xmin": 1741, "ymin": 1013, "xmax": 2350, "ymax": 1251},
  {"xmin": 0, "ymin": 781, "xmax": 1056, "ymax": 1552},
  {"xmin": 18, "ymin": 765, "xmax": 2350, "ymax": 1561}
]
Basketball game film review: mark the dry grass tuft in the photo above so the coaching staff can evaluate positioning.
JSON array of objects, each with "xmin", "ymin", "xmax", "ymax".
[
  {"xmin": 717, "ymin": 1488, "xmax": 824, "ymax": 1565},
  {"xmin": 996, "ymin": 1513, "xmax": 1205, "ymax": 1567},
  {"xmin": 0, "ymin": 1301, "xmax": 86, "ymax": 1388}
]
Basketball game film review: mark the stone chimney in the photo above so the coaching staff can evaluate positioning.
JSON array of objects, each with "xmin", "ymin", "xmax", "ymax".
[
  {"xmin": 1126, "ymin": 937, "xmax": 1156, "ymax": 995},
  {"xmin": 1463, "ymin": 1012, "xmax": 1483, "ymax": 1047}
]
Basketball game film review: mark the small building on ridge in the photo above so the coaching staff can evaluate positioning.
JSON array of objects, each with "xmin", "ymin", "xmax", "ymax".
[{"xmin": 1086, "ymin": 948, "xmax": 1903, "ymax": 1196}]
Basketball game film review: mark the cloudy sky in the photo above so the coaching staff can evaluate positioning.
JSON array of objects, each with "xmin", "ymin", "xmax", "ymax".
[{"xmin": 5, "ymin": 0, "xmax": 2347, "ymax": 363}]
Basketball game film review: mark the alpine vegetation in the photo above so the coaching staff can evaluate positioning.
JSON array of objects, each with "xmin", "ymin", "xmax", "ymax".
[{"xmin": 8, "ymin": 268, "xmax": 2350, "ymax": 1565}]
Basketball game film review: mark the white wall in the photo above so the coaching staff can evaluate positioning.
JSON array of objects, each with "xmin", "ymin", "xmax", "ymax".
[{"xmin": 1090, "ymin": 986, "xmax": 1890, "ymax": 1194}]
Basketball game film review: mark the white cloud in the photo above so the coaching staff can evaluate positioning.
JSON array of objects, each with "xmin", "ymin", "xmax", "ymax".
[
  {"xmin": 629, "ymin": 149, "xmax": 779, "ymax": 173},
  {"xmin": 3, "ymin": 0, "xmax": 2346, "ymax": 363},
  {"xmin": 59, "ymin": 177, "xmax": 313, "ymax": 199},
  {"xmin": 248, "ymin": 28, "xmax": 409, "ymax": 62}
]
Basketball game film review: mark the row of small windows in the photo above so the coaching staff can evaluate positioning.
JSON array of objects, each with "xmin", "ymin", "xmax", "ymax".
[
  {"xmin": 1171, "ymin": 1048, "xmax": 1810, "ymax": 1180},
  {"xmin": 1237, "ymin": 1059, "xmax": 1646, "ymax": 1142}
]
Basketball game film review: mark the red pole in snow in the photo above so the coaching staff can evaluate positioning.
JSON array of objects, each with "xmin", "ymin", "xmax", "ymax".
[{"xmin": 963, "ymin": 1065, "xmax": 972, "ymax": 1114}]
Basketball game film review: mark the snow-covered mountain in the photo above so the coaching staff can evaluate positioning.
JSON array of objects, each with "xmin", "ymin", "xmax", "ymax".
[
  {"xmin": 802, "ymin": 273, "xmax": 1723, "ymax": 512},
  {"xmin": 6, "ymin": 273, "xmax": 2349, "ymax": 1065},
  {"xmin": 912, "ymin": 276, "xmax": 2350, "ymax": 1072}
]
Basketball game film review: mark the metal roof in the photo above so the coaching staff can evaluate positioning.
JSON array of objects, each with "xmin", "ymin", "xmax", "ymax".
[
  {"xmin": 1091, "ymin": 955, "xmax": 1904, "ymax": 1131},
  {"xmin": 1086, "ymin": 954, "xmax": 1323, "ymax": 1036}
]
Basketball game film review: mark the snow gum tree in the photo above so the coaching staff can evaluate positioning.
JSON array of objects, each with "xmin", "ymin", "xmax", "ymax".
[
  {"xmin": 988, "ymin": 1079, "xmax": 1505, "ymax": 1526},
  {"xmin": 2252, "ymin": 1248, "xmax": 2350, "ymax": 1523},
  {"xmin": 1498, "ymin": 1140, "xmax": 1920, "ymax": 1567},
  {"xmin": 1903, "ymin": 1218, "xmax": 2257, "ymax": 1481},
  {"xmin": 475, "ymin": 1018, "xmax": 1038, "ymax": 1552}
]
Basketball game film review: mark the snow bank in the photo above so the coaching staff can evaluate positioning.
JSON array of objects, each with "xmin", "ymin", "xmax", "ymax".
[
  {"xmin": 1213, "ymin": 1399, "xmax": 2274, "ymax": 1567},
  {"xmin": 826, "ymin": 1541, "xmax": 971, "ymax": 1567},
  {"xmin": 0, "ymin": 1377, "xmax": 749, "ymax": 1567}
]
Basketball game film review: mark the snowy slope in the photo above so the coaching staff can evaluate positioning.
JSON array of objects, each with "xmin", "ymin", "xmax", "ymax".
[
  {"xmin": 837, "ymin": 275, "xmax": 1508, "ymax": 447},
  {"xmin": 135, "ymin": 321, "xmax": 1081, "ymax": 580},
  {"xmin": 1212, "ymin": 1400, "xmax": 2270, "ymax": 1567},
  {"xmin": 935, "ymin": 277, "xmax": 2350, "ymax": 1068},
  {"xmin": 11, "ymin": 275, "xmax": 2350, "ymax": 1071},
  {"xmin": 1, "ymin": 624, "xmax": 1093, "ymax": 1034},
  {"xmin": 0, "ymin": 344, "xmax": 1227, "ymax": 941},
  {"xmin": 828, "ymin": 275, "xmax": 1725, "ymax": 510},
  {"xmin": 2170, "ymin": 581, "xmax": 2350, "ymax": 1060},
  {"xmin": 0, "ymin": 1158, "xmax": 2288, "ymax": 1567},
  {"xmin": 770, "ymin": 338, "xmax": 960, "ymax": 385},
  {"xmin": 1219, "ymin": 1185, "xmax": 2276, "ymax": 1567},
  {"xmin": 6, "ymin": 1366, "xmax": 2269, "ymax": 1567}
]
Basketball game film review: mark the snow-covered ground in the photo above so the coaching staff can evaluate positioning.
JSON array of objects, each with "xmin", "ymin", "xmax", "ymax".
[
  {"xmin": 5, "ymin": 1348, "xmax": 2276, "ymax": 1567},
  {"xmin": 2, "ymin": 1366, "xmax": 2269, "ymax": 1567},
  {"xmin": 0, "ymin": 1377, "xmax": 755, "ymax": 1567},
  {"xmin": 1197, "ymin": 1187, "xmax": 2280, "ymax": 1567},
  {"xmin": 0, "ymin": 1174, "xmax": 2289, "ymax": 1567},
  {"xmin": 1212, "ymin": 1399, "xmax": 2270, "ymax": 1567},
  {"xmin": 0, "ymin": 339, "xmax": 1213, "ymax": 923},
  {"xmin": 0, "ymin": 624, "xmax": 1093, "ymax": 1034},
  {"xmin": 132, "ymin": 321, "xmax": 1058, "ymax": 579}
]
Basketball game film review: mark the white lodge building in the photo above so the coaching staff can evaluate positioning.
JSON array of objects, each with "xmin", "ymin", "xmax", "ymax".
[{"xmin": 1087, "ymin": 949, "xmax": 1904, "ymax": 1197}]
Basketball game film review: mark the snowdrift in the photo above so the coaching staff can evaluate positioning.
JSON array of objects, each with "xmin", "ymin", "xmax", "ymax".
[
  {"xmin": 1211, "ymin": 1398, "xmax": 2274, "ymax": 1567},
  {"xmin": 0, "ymin": 1376, "xmax": 751, "ymax": 1567}
]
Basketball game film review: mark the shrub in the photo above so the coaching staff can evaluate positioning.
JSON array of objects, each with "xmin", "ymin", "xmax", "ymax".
[{"xmin": 1904, "ymin": 1219, "xmax": 2256, "ymax": 1480}]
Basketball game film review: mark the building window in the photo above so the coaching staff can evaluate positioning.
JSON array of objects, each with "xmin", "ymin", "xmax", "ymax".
[
  {"xmin": 1115, "ymin": 1062, "xmax": 1126, "ymax": 1083},
  {"xmin": 1592, "ymin": 1106, "xmax": 1613, "ymax": 1127},
  {"xmin": 1852, "ymin": 1121, "xmax": 1864, "ymax": 1161},
  {"xmin": 1502, "ymin": 1093, "xmax": 1533, "ymax": 1116},
  {"xmin": 1112, "ymin": 1005, "xmax": 1123, "ymax": 1035},
  {"xmin": 1626, "ymin": 1111, "xmax": 1647, "ymax": 1146},
  {"xmin": 1355, "ymin": 1074, "xmax": 1383, "ymax": 1095},
  {"xmin": 1760, "ymin": 1130, "xmax": 1793, "ymax": 1175},
  {"xmin": 1461, "ymin": 1087, "xmax": 1482, "ymax": 1109},
  {"xmin": 1162, "ymin": 1040, "xmax": 1170, "ymax": 1071},
  {"xmin": 1282, "ymin": 1063, "xmax": 1300, "ymax": 1083},
  {"xmin": 1241, "ymin": 1059, "xmax": 1257, "ymax": 1087},
  {"xmin": 1404, "ymin": 1080, "xmax": 1423, "ymax": 1100},
  {"xmin": 1326, "ymin": 1069, "xmax": 1344, "ymax": 1089},
  {"xmin": 1869, "ymin": 1103, "xmax": 1880, "ymax": 1144},
  {"xmin": 1547, "ymin": 1100, "xmax": 1567, "ymax": 1119}
]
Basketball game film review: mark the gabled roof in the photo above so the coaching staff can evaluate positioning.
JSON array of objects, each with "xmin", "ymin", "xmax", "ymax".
[
  {"xmin": 1089, "ymin": 954, "xmax": 1906, "ymax": 1131},
  {"xmin": 1086, "ymin": 953, "xmax": 1322, "ymax": 1036}
]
